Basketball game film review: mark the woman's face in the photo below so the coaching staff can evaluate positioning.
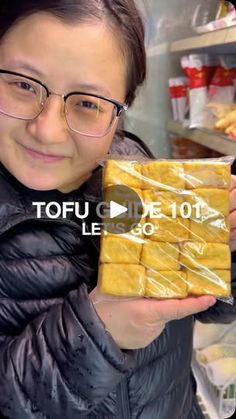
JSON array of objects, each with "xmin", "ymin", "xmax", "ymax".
[{"xmin": 0, "ymin": 13, "xmax": 126, "ymax": 192}]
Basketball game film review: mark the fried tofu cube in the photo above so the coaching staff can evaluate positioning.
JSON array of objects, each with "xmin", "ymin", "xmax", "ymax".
[
  {"xmin": 102, "ymin": 218, "xmax": 147, "ymax": 239},
  {"xmin": 145, "ymin": 270, "xmax": 187, "ymax": 298},
  {"xmin": 180, "ymin": 242, "xmax": 231, "ymax": 269},
  {"xmin": 123, "ymin": 217, "xmax": 147, "ymax": 239},
  {"xmin": 102, "ymin": 186, "xmax": 143, "ymax": 203},
  {"xmin": 100, "ymin": 236, "xmax": 142, "ymax": 264},
  {"xmin": 146, "ymin": 216, "xmax": 190, "ymax": 242},
  {"xmin": 141, "ymin": 241, "xmax": 180, "ymax": 271},
  {"xmin": 103, "ymin": 160, "xmax": 142, "ymax": 188},
  {"xmin": 185, "ymin": 269, "xmax": 231, "ymax": 297},
  {"xmin": 189, "ymin": 217, "xmax": 230, "ymax": 243},
  {"xmin": 185, "ymin": 189, "xmax": 230, "ymax": 217},
  {"xmin": 142, "ymin": 189, "xmax": 185, "ymax": 216},
  {"xmin": 142, "ymin": 161, "xmax": 185, "ymax": 190},
  {"xmin": 99, "ymin": 264, "xmax": 145, "ymax": 296},
  {"xmin": 184, "ymin": 162, "xmax": 231, "ymax": 189}
]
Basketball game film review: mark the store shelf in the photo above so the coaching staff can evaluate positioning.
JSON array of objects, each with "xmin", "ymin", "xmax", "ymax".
[
  {"xmin": 170, "ymin": 26, "xmax": 236, "ymax": 52},
  {"xmin": 147, "ymin": 26, "xmax": 236, "ymax": 57},
  {"xmin": 147, "ymin": 42, "xmax": 169, "ymax": 57},
  {"xmin": 167, "ymin": 120, "xmax": 236, "ymax": 155}
]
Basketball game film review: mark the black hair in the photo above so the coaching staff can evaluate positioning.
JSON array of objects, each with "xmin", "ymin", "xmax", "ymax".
[{"xmin": 0, "ymin": 0, "xmax": 146, "ymax": 106}]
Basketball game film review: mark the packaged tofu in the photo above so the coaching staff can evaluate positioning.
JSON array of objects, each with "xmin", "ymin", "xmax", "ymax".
[{"xmin": 97, "ymin": 156, "xmax": 234, "ymax": 303}]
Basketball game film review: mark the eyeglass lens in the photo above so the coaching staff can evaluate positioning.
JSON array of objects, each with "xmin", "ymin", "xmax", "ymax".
[{"xmin": 0, "ymin": 72, "xmax": 118, "ymax": 136}]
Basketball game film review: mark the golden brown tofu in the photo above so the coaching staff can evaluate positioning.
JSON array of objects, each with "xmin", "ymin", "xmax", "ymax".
[
  {"xmin": 103, "ymin": 160, "xmax": 142, "ymax": 188},
  {"xmin": 146, "ymin": 216, "xmax": 190, "ymax": 242},
  {"xmin": 180, "ymin": 242, "xmax": 231, "ymax": 269},
  {"xmin": 102, "ymin": 218, "xmax": 147, "ymax": 239},
  {"xmin": 141, "ymin": 241, "xmax": 180, "ymax": 271},
  {"xmin": 189, "ymin": 217, "xmax": 230, "ymax": 243},
  {"xmin": 185, "ymin": 269, "xmax": 231, "ymax": 297},
  {"xmin": 99, "ymin": 264, "xmax": 145, "ymax": 296},
  {"xmin": 145, "ymin": 270, "xmax": 187, "ymax": 298},
  {"xmin": 184, "ymin": 162, "xmax": 231, "ymax": 189},
  {"xmin": 100, "ymin": 236, "xmax": 142, "ymax": 264},
  {"xmin": 185, "ymin": 189, "xmax": 230, "ymax": 217},
  {"xmin": 142, "ymin": 161, "xmax": 185, "ymax": 190},
  {"xmin": 142, "ymin": 189, "xmax": 185, "ymax": 216}
]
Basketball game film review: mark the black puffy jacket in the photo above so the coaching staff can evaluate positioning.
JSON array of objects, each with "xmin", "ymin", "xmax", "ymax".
[{"xmin": 0, "ymin": 131, "xmax": 236, "ymax": 419}]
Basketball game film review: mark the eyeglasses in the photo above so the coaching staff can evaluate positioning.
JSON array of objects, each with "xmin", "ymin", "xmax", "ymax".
[{"xmin": 0, "ymin": 69, "xmax": 128, "ymax": 137}]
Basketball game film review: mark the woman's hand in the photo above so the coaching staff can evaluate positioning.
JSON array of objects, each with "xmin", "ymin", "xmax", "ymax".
[
  {"xmin": 89, "ymin": 288, "xmax": 215, "ymax": 350},
  {"xmin": 230, "ymin": 175, "xmax": 236, "ymax": 252}
]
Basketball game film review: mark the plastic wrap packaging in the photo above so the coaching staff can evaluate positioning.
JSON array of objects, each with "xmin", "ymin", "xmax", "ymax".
[
  {"xmin": 192, "ymin": 1, "xmax": 236, "ymax": 34},
  {"xmin": 207, "ymin": 103, "xmax": 236, "ymax": 140},
  {"xmin": 97, "ymin": 157, "xmax": 234, "ymax": 304},
  {"xmin": 196, "ymin": 344, "xmax": 236, "ymax": 386},
  {"xmin": 168, "ymin": 79, "xmax": 179, "ymax": 121},
  {"xmin": 204, "ymin": 357, "xmax": 236, "ymax": 386},
  {"xmin": 204, "ymin": 56, "xmax": 236, "ymax": 130},
  {"xmin": 180, "ymin": 53, "xmax": 236, "ymax": 130},
  {"xmin": 168, "ymin": 77, "xmax": 188, "ymax": 122},
  {"xmin": 208, "ymin": 56, "xmax": 236, "ymax": 105},
  {"xmin": 181, "ymin": 55, "xmax": 218, "ymax": 128},
  {"xmin": 193, "ymin": 320, "xmax": 236, "ymax": 349}
]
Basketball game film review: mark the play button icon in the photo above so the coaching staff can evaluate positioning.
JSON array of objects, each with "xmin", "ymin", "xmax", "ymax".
[
  {"xmin": 110, "ymin": 201, "xmax": 128, "ymax": 219},
  {"xmin": 102, "ymin": 185, "xmax": 143, "ymax": 234}
]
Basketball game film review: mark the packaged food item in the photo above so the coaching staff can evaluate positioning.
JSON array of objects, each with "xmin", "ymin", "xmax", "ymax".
[
  {"xmin": 168, "ymin": 79, "xmax": 179, "ymax": 121},
  {"xmin": 181, "ymin": 55, "xmax": 218, "ymax": 128},
  {"xmin": 191, "ymin": 0, "xmax": 222, "ymax": 29},
  {"xmin": 197, "ymin": 344, "xmax": 236, "ymax": 365},
  {"xmin": 205, "ymin": 102, "xmax": 236, "ymax": 128},
  {"xmin": 192, "ymin": 0, "xmax": 236, "ymax": 34},
  {"xmin": 193, "ymin": 321, "xmax": 236, "ymax": 349},
  {"xmin": 168, "ymin": 78, "xmax": 188, "ymax": 122},
  {"xmin": 203, "ymin": 55, "xmax": 236, "ymax": 129},
  {"xmin": 220, "ymin": 323, "xmax": 236, "ymax": 344},
  {"xmin": 205, "ymin": 357, "xmax": 236, "ymax": 386},
  {"xmin": 213, "ymin": 104, "xmax": 236, "ymax": 140},
  {"xmin": 208, "ymin": 56, "xmax": 236, "ymax": 105},
  {"xmin": 98, "ymin": 157, "xmax": 234, "ymax": 302}
]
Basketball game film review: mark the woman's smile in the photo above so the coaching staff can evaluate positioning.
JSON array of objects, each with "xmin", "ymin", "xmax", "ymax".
[{"xmin": 20, "ymin": 143, "xmax": 66, "ymax": 163}]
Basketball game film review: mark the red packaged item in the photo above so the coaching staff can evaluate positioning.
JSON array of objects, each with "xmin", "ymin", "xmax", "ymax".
[
  {"xmin": 168, "ymin": 78, "xmax": 178, "ymax": 121},
  {"xmin": 169, "ymin": 78, "xmax": 188, "ymax": 122},
  {"xmin": 209, "ymin": 56, "xmax": 235, "ymax": 104},
  {"xmin": 181, "ymin": 55, "xmax": 218, "ymax": 128}
]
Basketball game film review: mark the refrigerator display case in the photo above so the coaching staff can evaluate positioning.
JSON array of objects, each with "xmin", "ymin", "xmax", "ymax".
[{"xmin": 125, "ymin": 0, "xmax": 236, "ymax": 157}]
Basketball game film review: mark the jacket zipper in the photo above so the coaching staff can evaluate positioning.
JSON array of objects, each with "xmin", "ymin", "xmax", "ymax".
[{"xmin": 117, "ymin": 377, "xmax": 131, "ymax": 419}]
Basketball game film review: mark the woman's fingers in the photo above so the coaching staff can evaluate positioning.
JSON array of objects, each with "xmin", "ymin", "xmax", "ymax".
[{"xmin": 150, "ymin": 295, "xmax": 216, "ymax": 322}]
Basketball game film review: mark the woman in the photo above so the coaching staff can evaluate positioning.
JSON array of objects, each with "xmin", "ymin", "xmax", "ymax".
[{"xmin": 0, "ymin": 1, "xmax": 236, "ymax": 418}]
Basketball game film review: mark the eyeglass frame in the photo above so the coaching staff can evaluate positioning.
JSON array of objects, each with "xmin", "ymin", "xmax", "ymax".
[{"xmin": 0, "ymin": 69, "xmax": 129, "ymax": 137}]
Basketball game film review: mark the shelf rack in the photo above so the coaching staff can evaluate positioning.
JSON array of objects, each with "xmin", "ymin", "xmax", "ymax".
[
  {"xmin": 171, "ymin": 26, "xmax": 236, "ymax": 52},
  {"xmin": 147, "ymin": 26, "xmax": 236, "ymax": 56},
  {"xmin": 167, "ymin": 120, "xmax": 236, "ymax": 155}
]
